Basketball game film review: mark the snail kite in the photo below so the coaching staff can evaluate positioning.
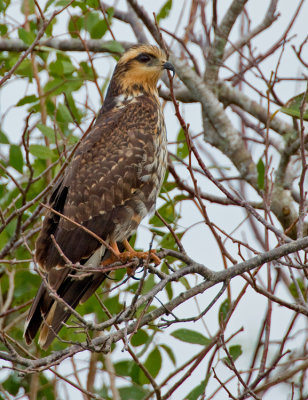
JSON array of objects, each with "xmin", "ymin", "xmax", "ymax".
[{"xmin": 24, "ymin": 44, "xmax": 175, "ymax": 349}]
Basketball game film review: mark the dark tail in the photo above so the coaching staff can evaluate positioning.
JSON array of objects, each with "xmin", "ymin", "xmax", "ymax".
[
  {"xmin": 40, "ymin": 272, "xmax": 106, "ymax": 349},
  {"xmin": 24, "ymin": 241, "xmax": 124, "ymax": 349},
  {"xmin": 24, "ymin": 272, "xmax": 106, "ymax": 349}
]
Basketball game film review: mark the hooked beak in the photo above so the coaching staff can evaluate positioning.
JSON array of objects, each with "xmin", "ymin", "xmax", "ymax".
[{"xmin": 163, "ymin": 61, "xmax": 175, "ymax": 77}]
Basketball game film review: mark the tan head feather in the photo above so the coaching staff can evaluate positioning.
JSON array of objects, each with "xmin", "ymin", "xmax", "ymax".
[{"xmin": 113, "ymin": 45, "xmax": 169, "ymax": 95}]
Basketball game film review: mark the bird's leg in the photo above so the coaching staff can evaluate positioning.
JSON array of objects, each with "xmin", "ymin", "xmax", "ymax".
[
  {"xmin": 101, "ymin": 239, "xmax": 161, "ymax": 268},
  {"xmin": 122, "ymin": 239, "xmax": 161, "ymax": 265},
  {"xmin": 101, "ymin": 241, "xmax": 121, "ymax": 266}
]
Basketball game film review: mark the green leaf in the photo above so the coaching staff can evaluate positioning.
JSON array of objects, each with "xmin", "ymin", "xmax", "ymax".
[
  {"xmin": 16, "ymin": 94, "xmax": 38, "ymax": 107},
  {"xmin": 102, "ymin": 40, "xmax": 124, "ymax": 54},
  {"xmin": 165, "ymin": 281, "xmax": 173, "ymax": 300},
  {"xmin": 18, "ymin": 27, "xmax": 36, "ymax": 45},
  {"xmin": 174, "ymin": 194, "xmax": 190, "ymax": 204},
  {"xmin": 142, "ymin": 273, "xmax": 156, "ymax": 294},
  {"xmin": 4, "ymin": 219, "xmax": 17, "ymax": 238},
  {"xmin": 9, "ymin": 145, "xmax": 24, "ymax": 173},
  {"xmin": 224, "ymin": 345, "xmax": 243, "ymax": 365},
  {"xmin": 2, "ymin": 372, "xmax": 22, "ymax": 396},
  {"xmin": 92, "ymin": 19, "xmax": 108, "ymax": 39},
  {"xmin": 171, "ymin": 329, "xmax": 211, "ymax": 346},
  {"xmin": 130, "ymin": 363, "xmax": 141, "ymax": 384},
  {"xmin": 86, "ymin": 0, "xmax": 99, "ymax": 7},
  {"xmin": 45, "ymin": 17, "xmax": 56, "ymax": 37},
  {"xmin": 85, "ymin": 12, "xmax": 108, "ymax": 39},
  {"xmin": 218, "ymin": 298, "xmax": 230, "ymax": 323},
  {"xmin": 21, "ymin": 0, "xmax": 35, "ymax": 14},
  {"xmin": 86, "ymin": 8, "xmax": 114, "ymax": 39},
  {"xmin": 140, "ymin": 347, "xmax": 162, "ymax": 384},
  {"xmin": 0, "ymin": 24, "xmax": 8, "ymax": 36},
  {"xmin": 185, "ymin": 380, "xmax": 206, "ymax": 400},
  {"xmin": 65, "ymin": 92, "xmax": 83, "ymax": 123},
  {"xmin": 176, "ymin": 127, "xmax": 189, "ymax": 159},
  {"xmin": 49, "ymin": 58, "xmax": 75, "ymax": 77},
  {"xmin": 159, "ymin": 231, "xmax": 184, "ymax": 252},
  {"xmin": 37, "ymin": 123, "xmax": 57, "ymax": 141},
  {"xmin": 56, "ymin": 0, "xmax": 72, "ymax": 6},
  {"xmin": 131, "ymin": 329, "xmax": 149, "ymax": 347},
  {"xmin": 150, "ymin": 202, "xmax": 176, "ymax": 227},
  {"xmin": 46, "ymin": 99, "xmax": 56, "ymax": 116},
  {"xmin": 103, "ymin": 294, "xmax": 122, "ymax": 315},
  {"xmin": 118, "ymin": 386, "xmax": 148, "ymax": 400},
  {"xmin": 62, "ymin": 60, "xmax": 75, "ymax": 75},
  {"xmin": 257, "ymin": 157, "xmax": 265, "ymax": 190},
  {"xmin": 38, "ymin": 374, "xmax": 53, "ymax": 400},
  {"xmin": 280, "ymin": 92, "xmax": 308, "ymax": 120},
  {"xmin": 184, "ymin": 375, "xmax": 211, "ymax": 400},
  {"xmin": 157, "ymin": 0, "xmax": 172, "ymax": 22},
  {"xmin": 114, "ymin": 360, "xmax": 134, "ymax": 377},
  {"xmin": 162, "ymin": 181, "xmax": 177, "ymax": 193},
  {"xmin": 72, "ymin": 1, "xmax": 88, "ymax": 12},
  {"xmin": 29, "ymin": 144, "xmax": 53, "ymax": 160},
  {"xmin": 44, "ymin": 0, "xmax": 56, "ymax": 11},
  {"xmin": 0, "ymin": 131, "xmax": 9, "ymax": 144},
  {"xmin": 0, "ymin": 0, "xmax": 9, "ymax": 12},
  {"xmin": 179, "ymin": 275, "xmax": 191, "ymax": 290},
  {"xmin": 101, "ymin": 75, "xmax": 111, "ymax": 96},
  {"xmin": 68, "ymin": 14, "xmax": 84, "ymax": 38},
  {"xmin": 289, "ymin": 279, "xmax": 306, "ymax": 300},
  {"xmin": 228, "ymin": 345, "xmax": 242, "ymax": 362},
  {"xmin": 49, "ymin": 59, "xmax": 64, "ymax": 76},
  {"xmin": 15, "ymin": 59, "xmax": 33, "ymax": 79},
  {"xmin": 14, "ymin": 270, "xmax": 40, "ymax": 300},
  {"xmin": 78, "ymin": 61, "xmax": 95, "ymax": 80},
  {"xmin": 56, "ymin": 103, "xmax": 73, "ymax": 124},
  {"xmin": 44, "ymin": 77, "xmax": 83, "ymax": 96},
  {"xmin": 160, "ymin": 344, "xmax": 176, "ymax": 365}
]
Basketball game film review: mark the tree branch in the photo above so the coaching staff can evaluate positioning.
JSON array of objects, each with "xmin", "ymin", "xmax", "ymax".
[
  {"xmin": 1, "ymin": 235, "xmax": 308, "ymax": 370},
  {"xmin": 0, "ymin": 38, "xmax": 132, "ymax": 53},
  {"xmin": 205, "ymin": 0, "xmax": 248, "ymax": 85}
]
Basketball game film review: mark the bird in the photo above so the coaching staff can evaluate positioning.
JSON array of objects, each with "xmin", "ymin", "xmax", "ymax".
[{"xmin": 24, "ymin": 44, "xmax": 175, "ymax": 349}]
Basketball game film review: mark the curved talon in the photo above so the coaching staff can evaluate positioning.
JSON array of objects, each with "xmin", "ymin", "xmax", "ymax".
[
  {"xmin": 101, "ymin": 241, "xmax": 161, "ymax": 267},
  {"xmin": 148, "ymin": 250, "xmax": 161, "ymax": 265},
  {"xmin": 118, "ymin": 249, "xmax": 161, "ymax": 265}
]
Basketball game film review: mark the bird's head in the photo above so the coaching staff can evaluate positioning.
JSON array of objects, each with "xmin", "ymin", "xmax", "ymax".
[{"xmin": 109, "ymin": 44, "xmax": 175, "ymax": 98}]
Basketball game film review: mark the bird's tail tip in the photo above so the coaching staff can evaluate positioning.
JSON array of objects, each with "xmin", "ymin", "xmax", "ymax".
[
  {"xmin": 37, "ymin": 302, "xmax": 57, "ymax": 350},
  {"xmin": 23, "ymin": 320, "xmax": 33, "ymax": 345}
]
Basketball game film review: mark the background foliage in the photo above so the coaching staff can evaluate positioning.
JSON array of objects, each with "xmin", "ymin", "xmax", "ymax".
[{"xmin": 0, "ymin": 0, "xmax": 307, "ymax": 399}]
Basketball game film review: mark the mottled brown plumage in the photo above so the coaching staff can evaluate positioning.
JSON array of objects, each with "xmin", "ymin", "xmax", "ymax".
[{"xmin": 24, "ymin": 45, "xmax": 174, "ymax": 349}]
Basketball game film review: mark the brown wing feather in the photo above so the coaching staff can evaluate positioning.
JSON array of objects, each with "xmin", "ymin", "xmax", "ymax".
[{"xmin": 37, "ymin": 96, "xmax": 159, "ymax": 269}]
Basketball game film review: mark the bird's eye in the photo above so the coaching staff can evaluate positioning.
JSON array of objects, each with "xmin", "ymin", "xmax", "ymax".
[{"xmin": 136, "ymin": 53, "xmax": 152, "ymax": 63}]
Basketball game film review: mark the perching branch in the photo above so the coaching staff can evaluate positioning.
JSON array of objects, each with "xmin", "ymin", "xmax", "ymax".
[{"xmin": 1, "ymin": 234, "xmax": 308, "ymax": 370}]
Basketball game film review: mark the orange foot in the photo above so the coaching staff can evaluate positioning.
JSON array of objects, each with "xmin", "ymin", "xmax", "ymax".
[{"xmin": 102, "ymin": 239, "xmax": 161, "ymax": 271}]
